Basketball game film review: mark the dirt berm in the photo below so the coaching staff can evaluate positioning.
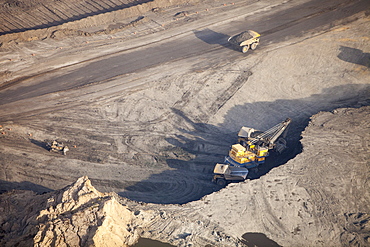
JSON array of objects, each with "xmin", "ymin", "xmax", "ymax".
[
  {"xmin": 0, "ymin": 0, "xmax": 201, "ymax": 47},
  {"xmin": 0, "ymin": 106, "xmax": 369, "ymax": 247}
]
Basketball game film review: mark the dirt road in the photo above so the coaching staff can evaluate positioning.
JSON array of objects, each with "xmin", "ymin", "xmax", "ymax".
[{"xmin": 0, "ymin": 0, "xmax": 368, "ymax": 106}]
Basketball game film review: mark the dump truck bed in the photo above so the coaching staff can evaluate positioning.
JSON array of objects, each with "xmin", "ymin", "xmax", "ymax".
[{"xmin": 228, "ymin": 30, "xmax": 260, "ymax": 46}]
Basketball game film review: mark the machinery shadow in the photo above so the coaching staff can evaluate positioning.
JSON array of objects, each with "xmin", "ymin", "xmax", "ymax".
[
  {"xmin": 119, "ymin": 84, "xmax": 370, "ymax": 204},
  {"xmin": 30, "ymin": 139, "xmax": 50, "ymax": 151},
  {"xmin": 338, "ymin": 46, "xmax": 370, "ymax": 68},
  {"xmin": 193, "ymin": 29, "xmax": 236, "ymax": 51},
  {"xmin": 165, "ymin": 109, "xmax": 303, "ymax": 181}
]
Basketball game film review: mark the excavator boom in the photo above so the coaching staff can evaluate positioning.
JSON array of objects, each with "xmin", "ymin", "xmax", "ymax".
[
  {"xmin": 239, "ymin": 118, "xmax": 291, "ymax": 149},
  {"xmin": 250, "ymin": 118, "xmax": 291, "ymax": 146}
]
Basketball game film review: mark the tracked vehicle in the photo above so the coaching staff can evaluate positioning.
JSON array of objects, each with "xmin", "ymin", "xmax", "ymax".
[
  {"xmin": 213, "ymin": 118, "xmax": 291, "ymax": 185},
  {"xmin": 47, "ymin": 140, "xmax": 69, "ymax": 155}
]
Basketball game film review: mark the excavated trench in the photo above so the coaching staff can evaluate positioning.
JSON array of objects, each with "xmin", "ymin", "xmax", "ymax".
[{"xmin": 120, "ymin": 77, "xmax": 369, "ymax": 203}]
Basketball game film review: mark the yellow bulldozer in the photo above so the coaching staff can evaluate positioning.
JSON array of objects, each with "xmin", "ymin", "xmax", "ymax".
[{"xmin": 47, "ymin": 140, "xmax": 69, "ymax": 155}]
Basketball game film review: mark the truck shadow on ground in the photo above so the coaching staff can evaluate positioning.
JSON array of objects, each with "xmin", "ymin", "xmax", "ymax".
[
  {"xmin": 193, "ymin": 29, "xmax": 237, "ymax": 51},
  {"xmin": 119, "ymin": 83, "xmax": 370, "ymax": 204}
]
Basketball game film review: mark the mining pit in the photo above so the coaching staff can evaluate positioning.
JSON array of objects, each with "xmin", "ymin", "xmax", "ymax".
[{"xmin": 0, "ymin": 0, "xmax": 369, "ymax": 246}]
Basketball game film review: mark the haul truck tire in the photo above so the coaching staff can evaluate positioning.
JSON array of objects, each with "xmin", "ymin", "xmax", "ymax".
[
  {"xmin": 251, "ymin": 42, "xmax": 258, "ymax": 50},
  {"xmin": 216, "ymin": 178, "xmax": 227, "ymax": 186},
  {"xmin": 241, "ymin": 45, "xmax": 250, "ymax": 53}
]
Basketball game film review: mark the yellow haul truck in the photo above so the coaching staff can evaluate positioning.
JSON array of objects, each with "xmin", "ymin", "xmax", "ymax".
[{"xmin": 228, "ymin": 30, "xmax": 260, "ymax": 53}]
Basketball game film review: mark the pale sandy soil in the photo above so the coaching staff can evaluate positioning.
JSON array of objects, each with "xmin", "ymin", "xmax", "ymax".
[{"xmin": 0, "ymin": 0, "xmax": 369, "ymax": 246}]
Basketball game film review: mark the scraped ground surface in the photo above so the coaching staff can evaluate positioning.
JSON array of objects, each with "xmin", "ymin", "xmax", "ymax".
[
  {"xmin": 0, "ymin": 107, "xmax": 369, "ymax": 247},
  {"xmin": 0, "ymin": 0, "xmax": 369, "ymax": 246}
]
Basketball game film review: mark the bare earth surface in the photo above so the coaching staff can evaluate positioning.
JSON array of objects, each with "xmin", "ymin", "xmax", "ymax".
[{"xmin": 0, "ymin": 0, "xmax": 369, "ymax": 246}]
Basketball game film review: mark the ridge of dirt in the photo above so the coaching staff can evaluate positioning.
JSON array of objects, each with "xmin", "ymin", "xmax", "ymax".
[
  {"xmin": 0, "ymin": 0, "xmax": 202, "ymax": 48},
  {"xmin": 0, "ymin": 0, "xmax": 150, "ymax": 35},
  {"xmin": 0, "ymin": 176, "xmax": 242, "ymax": 247}
]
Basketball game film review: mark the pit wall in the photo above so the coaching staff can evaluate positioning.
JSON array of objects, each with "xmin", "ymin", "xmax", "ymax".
[{"xmin": 0, "ymin": 0, "xmax": 200, "ymax": 47}]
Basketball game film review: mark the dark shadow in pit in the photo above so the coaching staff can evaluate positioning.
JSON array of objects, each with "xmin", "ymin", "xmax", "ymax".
[
  {"xmin": 0, "ymin": 180, "xmax": 53, "ymax": 194},
  {"xmin": 193, "ymin": 29, "xmax": 236, "ymax": 51},
  {"xmin": 338, "ymin": 46, "xmax": 370, "ymax": 68},
  {"xmin": 119, "ymin": 84, "xmax": 370, "ymax": 204},
  {"xmin": 241, "ymin": 232, "xmax": 282, "ymax": 247},
  {"xmin": 132, "ymin": 238, "xmax": 176, "ymax": 247}
]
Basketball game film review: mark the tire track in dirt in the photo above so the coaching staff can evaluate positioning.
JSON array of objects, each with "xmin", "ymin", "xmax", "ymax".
[
  {"xmin": 120, "ymin": 172, "xmax": 208, "ymax": 204},
  {"xmin": 137, "ymin": 207, "xmax": 237, "ymax": 246},
  {"xmin": 206, "ymin": 71, "xmax": 252, "ymax": 122},
  {"xmin": 253, "ymin": 182, "xmax": 288, "ymax": 235},
  {"xmin": 98, "ymin": 92, "xmax": 218, "ymax": 203},
  {"xmin": 340, "ymin": 213, "xmax": 370, "ymax": 247},
  {"xmin": 70, "ymin": 85, "xmax": 219, "ymax": 204},
  {"xmin": 1, "ymin": 0, "xmax": 368, "ymax": 208}
]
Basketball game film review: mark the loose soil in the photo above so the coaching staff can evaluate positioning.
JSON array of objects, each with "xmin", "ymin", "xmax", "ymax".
[{"xmin": 0, "ymin": 0, "xmax": 369, "ymax": 246}]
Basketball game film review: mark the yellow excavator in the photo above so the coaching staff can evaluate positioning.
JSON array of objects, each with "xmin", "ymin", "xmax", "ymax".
[{"xmin": 213, "ymin": 118, "xmax": 291, "ymax": 186}]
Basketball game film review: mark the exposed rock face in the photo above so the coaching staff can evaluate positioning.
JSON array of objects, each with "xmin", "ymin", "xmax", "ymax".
[
  {"xmin": 0, "ymin": 176, "xmax": 148, "ymax": 247},
  {"xmin": 33, "ymin": 176, "xmax": 144, "ymax": 247},
  {"xmin": 0, "ymin": 0, "xmax": 202, "ymax": 47},
  {"xmin": 0, "ymin": 176, "xmax": 241, "ymax": 247},
  {"xmin": 0, "ymin": 190, "xmax": 47, "ymax": 247}
]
